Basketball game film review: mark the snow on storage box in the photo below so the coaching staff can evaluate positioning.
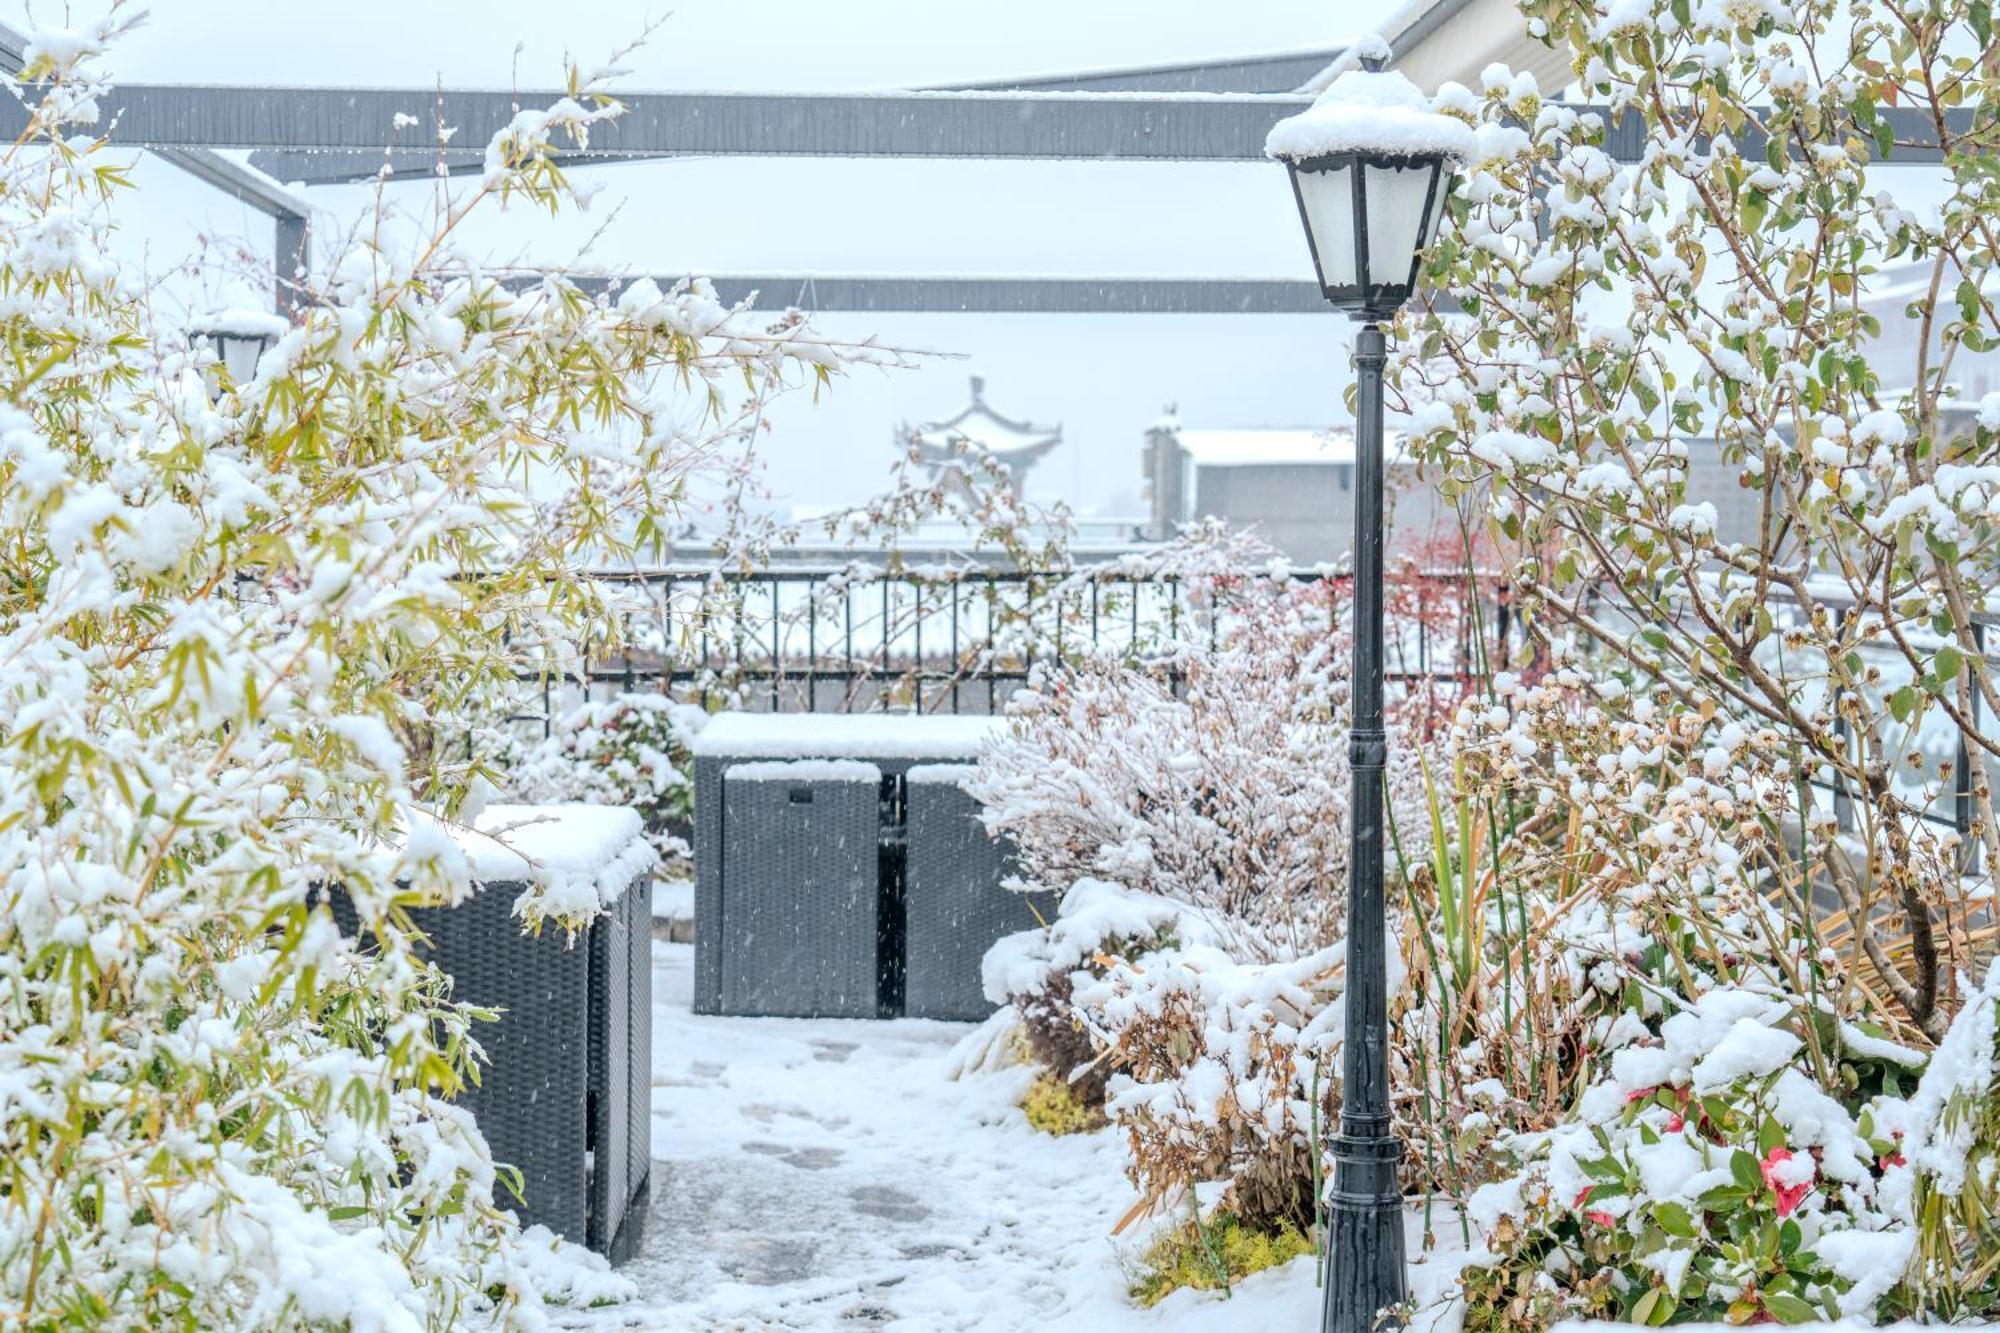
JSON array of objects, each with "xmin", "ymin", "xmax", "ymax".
[
  {"xmin": 414, "ymin": 803, "xmax": 656, "ymax": 922},
  {"xmin": 692, "ymin": 711, "xmax": 1002, "ymax": 760}
]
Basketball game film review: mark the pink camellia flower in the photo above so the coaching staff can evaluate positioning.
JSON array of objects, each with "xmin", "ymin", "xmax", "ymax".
[
  {"xmin": 1665, "ymin": 1113, "xmax": 1686, "ymax": 1133},
  {"xmin": 1760, "ymin": 1147, "xmax": 1813, "ymax": 1217}
]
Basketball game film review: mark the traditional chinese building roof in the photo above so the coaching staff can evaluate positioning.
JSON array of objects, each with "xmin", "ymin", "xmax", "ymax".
[{"xmin": 904, "ymin": 376, "xmax": 1063, "ymax": 486}]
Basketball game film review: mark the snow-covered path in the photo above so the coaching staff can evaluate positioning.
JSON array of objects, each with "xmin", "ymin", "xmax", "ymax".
[{"xmin": 563, "ymin": 941, "xmax": 1377, "ymax": 1332}]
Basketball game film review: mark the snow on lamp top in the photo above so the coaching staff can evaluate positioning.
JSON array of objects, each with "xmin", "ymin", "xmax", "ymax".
[
  {"xmin": 1267, "ymin": 40, "xmax": 1470, "ymax": 318},
  {"xmin": 1264, "ymin": 45, "xmax": 1474, "ymax": 166}
]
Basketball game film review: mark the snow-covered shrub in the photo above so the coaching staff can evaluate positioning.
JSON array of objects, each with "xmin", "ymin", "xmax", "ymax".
[
  {"xmin": 0, "ymin": 27, "xmax": 879, "ymax": 1328},
  {"xmin": 1401, "ymin": 0, "xmax": 2000, "ymax": 1038},
  {"xmin": 1074, "ymin": 938, "xmax": 1348, "ymax": 1233},
  {"xmin": 983, "ymin": 878, "xmax": 1216, "ymax": 1110},
  {"xmin": 1125, "ymin": 1213, "xmax": 1314, "ymax": 1308},
  {"xmin": 1464, "ymin": 963, "xmax": 2000, "ymax": 1328},
  {"xmin": 1462, "ymin": 989, "xmax": 1912, "ymax": 1328},
  {"xmin": 1900, "ymin": 959, "xmax": 2000, "ymax": 1317},
  {"xmin": 969, "ymin": 576, "xmax": 1433, "ymax": 960},
  {"xmin": 505, "ymin": 694, "xmax": 705, "ymax": 868},
  {"xmin": 986, "ymin": 880, "xmax": 1414, "ymax": 1242}
]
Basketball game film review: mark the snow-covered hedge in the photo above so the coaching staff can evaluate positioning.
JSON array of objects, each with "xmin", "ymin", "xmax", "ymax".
[
  {"xmin": 1464, "ymin": 966, "xmax": 2000, "ymax": 1327},
  {"xmin": 0, "ymin": 26, "xmax": 875, "ymax": 1328},
  {"xmin": 503, "ymin": 693, "xmax": 706, "ymax": 869},
  {"xmin": 968, "ymin": 576, "xmax": 1433, "ymax": 960}
]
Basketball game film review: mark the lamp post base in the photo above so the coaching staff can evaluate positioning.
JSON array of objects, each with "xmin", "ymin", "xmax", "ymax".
[{"xmin": 1321, "ymin": 1158, "xmax": 1408, "ymax": 1332}]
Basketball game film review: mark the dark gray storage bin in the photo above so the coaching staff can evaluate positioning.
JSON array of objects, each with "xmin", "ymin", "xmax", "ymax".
[
  {"xmin": 583, "ymin": 866, "xmax": 652, "ymax": 1252},
  {"xmin": 719, "ymin": 760, "xmax": 883, "ymax": 1017},
  {"xmin": 326, "ymin": 820, "xmax": 651, "ymax": 1256},
  {"xmin": 903, "ymin": 764, "xmax": 1053, "ymax": 1020},
  {"xmin": 692, "ymin": 713, "xmax": 1002, "ymax": 1017}
]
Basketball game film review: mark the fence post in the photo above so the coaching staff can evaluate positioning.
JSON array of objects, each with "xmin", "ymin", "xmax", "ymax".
[{"xmin": 806, "ymin": 577, "xmax": 818, "ymax": 713}]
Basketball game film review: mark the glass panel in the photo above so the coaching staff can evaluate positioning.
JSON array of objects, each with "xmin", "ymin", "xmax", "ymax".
[
  {"xmin": 1293, "ymin": 163, "xmax": 1357, "ymax": 290},
  {"xmin": 1363, "ymin": 160, "xmax": 1439, "ymax": 294},
  {"xmin": 1422, "ymin": 168, "xmax": 1452, "ymax": 251}
]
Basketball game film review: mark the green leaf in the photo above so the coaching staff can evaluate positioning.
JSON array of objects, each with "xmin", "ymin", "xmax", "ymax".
[
  {"xmin": 1889, "ymin": 686, "xmax": 1919, "ymax": 723},
  {"xmin": 1935, "ymin": 645, "xmax": 1965, "ymax": 683},
  {"xmin": 1697, "ymin": 1183, "xmax": 1748, "ymax": 1210},
  {"xmin": 1731, "ymin": 1148, "xmax": 1764, "ymax": 1194},
  {"xmin": 1654, "ymin": 1202, "xmax": 1697, "ymax": 1238},
  {"xmin": 1763, "ymin": 1292, "xmax": 1820, "ymax": 1324}
]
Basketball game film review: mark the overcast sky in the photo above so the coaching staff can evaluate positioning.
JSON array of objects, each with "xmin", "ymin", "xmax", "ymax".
[
  {"xmin": 14, "ymin": 0, "xmax": 1414, "ymax": 521},
  {"xmin": 19, "ymin": 2, "xmax": 1385, "ymax": 89}
]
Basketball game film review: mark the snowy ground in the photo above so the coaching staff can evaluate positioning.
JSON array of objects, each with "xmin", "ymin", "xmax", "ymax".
[{"xmin": 563, "ymin": 941, "xmax": 1469, "ymax": 1332}]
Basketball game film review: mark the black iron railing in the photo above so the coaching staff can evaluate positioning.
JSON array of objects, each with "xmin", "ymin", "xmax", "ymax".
[{"xmin": 515, "ymin": 565, "xmax": 1506, "ymax": 725}]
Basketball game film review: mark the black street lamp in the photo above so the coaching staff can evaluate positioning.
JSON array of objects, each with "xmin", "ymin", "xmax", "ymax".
[
  {"xmin": 1266, "ymin": 47, "xmax": 1468, "ymax": 1333},
  {"xmin": 191, "ymin": 309, "xmax": 288, "ymax": 400}
]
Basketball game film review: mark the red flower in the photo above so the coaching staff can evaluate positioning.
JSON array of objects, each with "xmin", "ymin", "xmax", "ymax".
[
  {"xmin": 1624, "ymin": 1085, "xmax": 1658, "ymax": 1104},
  {"xmin": 1665, "ymin": 1113, "xmax": 1686, "ymax": 1133},
  {"xmin": 1760, "ymin": 1147, "xmax": 1811, "ymax": 1217},
  {"xmin": 1573, "ymin": 1185, "xmax": 1616, "ymax": 1228}
]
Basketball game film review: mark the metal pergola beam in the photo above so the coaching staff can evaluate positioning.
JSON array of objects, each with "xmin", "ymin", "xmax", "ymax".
[
  {"xmin": 146, "ymin": 146, "xmax": 312, "ymax": 220},
  {"xmin": 0, "ymin": 84, "xmax": 1947, "ymax": 188},
  {"xmin": 242, "ymin": 49, "xmax": 1349, "ymax": 185},
  {"xmin": 532, "ymin": 274, "xmax": 1332, "ymax": 314},
  {"xmin": 0, "ymin": 22, "xmax": 311, "ymax": 309},
  {"xmin": 0, "ymin": 86, "xmax": 1314, "ymax": 160}
]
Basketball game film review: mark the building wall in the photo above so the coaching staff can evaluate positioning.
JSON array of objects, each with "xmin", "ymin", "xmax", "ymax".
[
  {"xmin": 1189, "ymin": 462, "xmax": 1451, "ymax": 564},
  {"xmin": 1160, "ymin": 435, "xmax": 1765, "ymax": 563},
  {"xmin": 1680, "ymin": 437, "xmax": 1764, "ymax": 547},
  {"xmin": 1142, "ymin": 425, "xmax": 1186, "ymax": 542}
]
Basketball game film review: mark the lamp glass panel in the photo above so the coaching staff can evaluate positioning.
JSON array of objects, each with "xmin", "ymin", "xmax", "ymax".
[
  {"xmin": 1422, "ymin": 169, "xmax": 1452, "ymax": 250},
  {"xmin": 1362, "ymin": 160, "xmax": 1439, "ymax": 293},
  {"xmin": 219, "ymin": 333, "xmax": 265, "ymax": 384},
  {"xmin": 1293, "ymin": 163, "xmax": 1358, "ymax": 290}
]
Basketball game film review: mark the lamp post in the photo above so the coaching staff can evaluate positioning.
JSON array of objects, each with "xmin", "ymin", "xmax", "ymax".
[
  {"xmin": 191, "ymin": 309, "xmax": 288, "ymax": 400},
  {"xmin": 1266, "ymin": 46, "xmax": 1468, "ymax": 1333}
]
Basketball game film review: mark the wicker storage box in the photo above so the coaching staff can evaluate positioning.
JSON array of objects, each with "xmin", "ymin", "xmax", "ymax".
[
  {"xmin": 691, "ymin": 713, "xmax": 1009, "ymax": 1019},
  {"xmin": 902, "ymin": 764, "xmax": 1053, "ymax": 1021},
  {"xmin": 332, "ymin": 805, "xmax": 652, "ymax": 1255}
]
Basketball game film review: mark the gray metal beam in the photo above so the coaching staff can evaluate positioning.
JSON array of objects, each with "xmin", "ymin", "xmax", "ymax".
[
  {"xmin": 0, "ymin": 85, "xmax": 1315, "ymax": 159},
  {"xmin": 246, "ymin": 49, "xmax": 1351, "ymax": 184},
  {"xmin": 0, "ymin": 21, "xmax": 309, "ymax": 307},
  {"xmin": 147, "ymin": 147, "xmax": 311, "ymax": 220},
  {"xmin": 514, "ymin": 274, "xmax": 1331, "ymax": 314},
  {"xmin": 82, "ymin": 82, "xmax": 1969, "ymax": 187}
]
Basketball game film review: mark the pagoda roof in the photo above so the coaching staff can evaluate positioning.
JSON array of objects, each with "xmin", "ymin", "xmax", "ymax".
[{"xmin": 908, "ymin": 375, "xmax": 1063, "ymax": 465}]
